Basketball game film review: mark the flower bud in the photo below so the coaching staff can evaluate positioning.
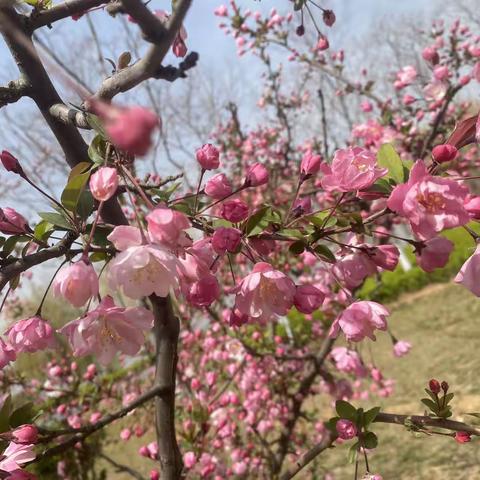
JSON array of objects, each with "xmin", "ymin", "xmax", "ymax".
[
  {"xmin": 244, "ymin": 163, "xmax": 269, "ymax": 187},
  {"xmin": 316, "ymin": 36, "xmax": 329, "ymax": 51},
  {"xmin": 432, "ymin": 144, "xmax": 458, "ymax": 163},
  {"xmin": 296, "ymin": 25, "xmax": 305, "ymax": 36},
  {"xmin": 441, "ymin": 381, "xmax": 449, "ymax": 393},
  {"xmin": 300, "ymin": 152, "xmax": 322, "ymax": 177},
  {"xmin": 335, "ymin": 419, "xmax": 357, "ymax": 440},
  {"xmin": 429, "ymin": 379, "xmax": 441, "ymax": 394},
  {"xmin": 322, "ymin": 9, "xmax": 336, "ymax": 27},
  {"xmin": 212, "ymin": 227, "xmax": 242, "ymax": 254},
  {"xmin": 196, "ymin": 144, "xmax": 220, "ymax": 170},
  {"xmin": 220, "ymin": 199, "xmax": 249, "ymax": 222},
  {"xmin": 204, "ymin": 173, "xmax": 232, "ymax": 198},
  {"xmin": 0, "ymin": 208, "xmax": 29, "ymax": 235},
  {"xmin": 12, "ymin": 425, "xmax": 38, "ymax": 444},
  {"xmin": 455, "ymin": 431, "xmax": 471, "ymax": 443},
  {"xmin": 1, "ymin": 150, "xmax": 24, "ymax": 176},
  {"xmin": 89, "ymin": 167, "xmax": 119, "ymax": 201}
]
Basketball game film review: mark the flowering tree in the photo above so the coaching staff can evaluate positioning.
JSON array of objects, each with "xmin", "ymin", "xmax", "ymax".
[{"xmin": 0, "ymin": 1, "xmax": 480, "ymax": 479}]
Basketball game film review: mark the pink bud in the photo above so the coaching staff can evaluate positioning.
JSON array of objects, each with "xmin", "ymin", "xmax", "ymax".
[
  {"xmin": 0, "ymin": 207, "xmax": 28, "ymax": 235},
  {"xmin": 360, "ymin": 101, "xmax": 373, "ymax": 112},
  {"xmin": 186, "ymin": 274, "xmax": 220, "ymax": 307},
  {"xmin": 196, "ymin": 144, "xmax": 220, "ymax": 170},
  {"xmin": 220, "ymin": 199, "xmax": 249, "ymax": 222},
  {"xmin": 89, "ymin": 167, "xmax": 119, "ymax": 201},
  {"xmin": 12, "ymin": 425, "xmax": 38, "ymax": 444},
  {"xmin": 1, "ymin": 151, "xmax": 24, "ymax": 176},
  {"xmin": 455, "ymin": 431, "xmax": 471, "ymax": 443},
  {"xmin": 322, "ymin": 9, "xmax": 336, "ymax": 27},
  {"xmin": 245, "ymin": 163, "xmax": 268, "ymax": 187},
  {"xmin": 120, "ymin": 428, "xmax": 132, "ymax": 441},
  {"xmin": 433, "ymin": 65, "xmax": 450, "ymax": 81},
  {"xmin": 212, "ymin": 227, "xmax": 242, "ymax": 254},
  {"xmin": 184, "ymin": 451, "xmax": 196, "ymax": 469},
  {"xmin": 432, "ymin": 144, "xmax": 458, "ymax": 163},
  {"xmin": 204, "ymin": 173, "xmax": 232, "ymax": 198},
  {"xmin": 402, "ymin": 94, "xmax": 416, "ymax": 105},
  {"xmin": 150, "ymin": 471, "xmax": 160, "ymax": 480},
  {"xmin": 139, "ymin": 446, "xmax": 150, "ymax": 457},
  {"xmin": 6, "ymin": 316, "xmax": 55, "ymax": 353},
  {"xmin": 293, "ymin": 285, "xmax": 324, "ymax": 314},
  {"xmin": 422, "ymin": 46, "xmax": 439, "ymax": 65},
  {"xmin": 316, "ymin": 36, "xmax": 329, "ymax": 51},
  {"xmin": 429, "ymin": 379, "xmax": 441, "ymax": 394},
  {"xmin": 300, "ymin": 152, "xmax": 322, "ymax": 177},
  {"xmin": 335, "ymin": 419, "xmax": 357, "ymax": 440},
  {"xmin": 465, "ymin": 196, "xmax": 480, "ymax": 219}
]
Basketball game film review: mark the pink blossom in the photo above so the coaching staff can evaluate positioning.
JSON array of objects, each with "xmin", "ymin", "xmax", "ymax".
[
  {"xmin": 233, "ymin": 262, "xmax": 296, "ymax": 322},
  {"xmin": 329, "ymin": 301, "xmax": 389, "ymax": 342},
  {"xmin": 293, "ymin": 284, "xmax": 324, "ymax": 314},
  {"xmin": 220, "ymin": 199, "xmax": 249, "ymax": 222},
  {"xmin": 232, "ymin": 461, "xmax": 248, "ymax": 475},
  {"xmin": 300, "ymin": 151, "xmax": 322, "ymax": 176},
  {"xmin": 196, "ymin": 144, "xmax": 220, "ymax": 170},
  {"xmin": 360, "ymin": 101, "xmax": 373, "ymax": 112},
  {"xmin": 183, "ymin": 451, "xmax": 196, "ymax": 469},
  {"xmin": 89, "ymin": 167, "xmax": 119, "ymax": 201},
  {"xmin": 107, "ymin": 226, "xmax": 179, "ymax": 299},
  {"xmin": 455, "ymin": 431, "xmax": 471, "ymax": 443},
  {"xmin": 330, "ymin": 347, "xmax": 367, "ymax": 377},
  {"xmin": 416, "ymin": 237, "xmax": 453, "ymax": 272},
  {"xmin": 474, "ymin": 63, "xmax": 480, "ymax": 83},
  {"xmin": 6, "ymin": 317, "xmax": 55, "ymax": 353},
  {"xmin": 146, "ymin": 207, "xmax": 191, "ymax": 250},
  {"xmin": 0, "ymin": 442, "xmax": 35, "ymax": 472},
  {"xmin": 432, "ymin": 144, "xmax": 458, "ymax": 163},
  {"xmin": 455, "ymin": 244, "xmax": 480, "ymax": 296},
  {"xmin": 0, "ymin": 338, "xmax": 16, "ymax": 368},
  {"xmin": 333, "ymin": 252, "xmax": 377, "ymax": 289},
  {"xmin": 316, "ymin": 36, "xmax": 329, "ymax": 51},
  {"xmin": 393, "ymin": 340, "xmax": 411, "ymax": 358},
  {"xmin": 12, "ymin": 425, "xmax": 38, "ymax": 444},
  {"xmin": 245, "ymin": 163, "xmax": 269, "ymax": 187},
  {"xmin": 387, "ymin": 160, "xmax": 469, "ymax": 240},
  {"xmin": 227, "ymin": 309, "xmax": 249, "ymax": 327},
  {"xmin": 204, "ymin": 173, "xmax": 232, "ymax": 198},
  {"xmin": 336, "ymin": 419, "xmax": 357, "ymax": 440},
  {"xmin": 369, "ymin": 244, "xmax": 399, "ymax": 271},
  {"xmin": 0, "ymin": 208, "xmax": 28, "ymax": 235},
  {"xmin": 120, "ymin": 428, "xmax": 132, "ymax": 441},
  {"xmin": 53, "ymin": 260, "xmax": 99, "ymax": 308},
  {"xmin": 59, "ymin": 295, "xmax": 153, "ymax": 364},
  {"xmin": 465, "ymin": 196, "xmax": 480, "ymax": 219},
  {"xmin": 87, "ymin": 101, "xmax": 159, "ymax": 156},
  {"xmin": 433, "ymin": 65, "xmax": 450, "ymax": 81},
  {"xmin": 154, "ymin": 10, "xmax": 188, "ymax": 58},
  {"xmin": 212, "ymin": 227, "xmax": 242, "ymax": 254},
  {"xmin": 395, "ymin": 65, "xmax": 417, "ymax": 88},
  {"xmin": 321, "ymin": 147, "xmax": 386, "ymax": 192},
  {"xmin": 185, "ymin": 274, "xmax": 220, "ymax": 307},
  {"xmin": 423, "ymin": 81, "xmax": 447, "ymax": 102}
]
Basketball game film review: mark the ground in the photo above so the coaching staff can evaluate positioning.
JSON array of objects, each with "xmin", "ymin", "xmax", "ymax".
[{"xmin": 100, "ymin": 283, "xmax": 480, "ymax": 479}]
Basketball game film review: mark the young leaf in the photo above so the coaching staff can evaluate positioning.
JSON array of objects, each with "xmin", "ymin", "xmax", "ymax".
[
  {"xmin": 363, "ymin": 406, "xmax": 381, "ymax": 428},
  {"xmin": 421, "ymin": 398, "xmax": 438, "ymax": 413},
  {"xmin": 347, "ymin": 442, "xmax": 359, "ymax": 463},
  {"xmin": 335, "ymin": 400, "xmax": 357, "ymax": 421},
  {"xmin": 38, "ymin": 212, "xmax": 73, "ymax": 230},
  {"xmin": 61, "ymin": 171, "xmax": 91, "ymax": 212},
  {"xmin": 362, "ymin": 431, "xmax": 378, "ymax": 449},
  {"xmin": 377, "ymin": 144, "xmax": 405, "ymax": 184}
]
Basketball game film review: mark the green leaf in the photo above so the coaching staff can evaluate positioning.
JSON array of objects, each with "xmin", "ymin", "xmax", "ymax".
[
  {"xmin": 363, "ymin": 406, "xmax": 380, "ymax": 428},
  {"xmin": 289, "ymin": 240, "xmax": 305, "ymax": 255},
  {"xmin": 34, "ymin": 220, "xmax": 53, "ymax": 241},
  {"xmin": 244, "ymin": 206, "xmax": 271, "ymax": 237},
  {"xmin": 347, "ymin": 442, "xmax": 359, "ymax": 463},
  {"xmin": 77, "ymin": 190, "xmax": 94, "ymax": 220},
  {"xmin": 2, "ymin": 235, "xmax": 29, "ymax": 256},
  {"xmin": 421, "ymin": 398, "xmax": 438, "ymax": 413},
  {"xmin": 61, "ymin": 171, "xmax": 91, "ymax": 212},
  {"xmin": 86, "ymin": 115, "xmax": 108, "ymax": 140},
  {"xmin": 444, "ymin": 392, "xmax": 454, "ymax": 405},
  {"xmin": 335, "ymin": 400, "xmax": 357, "ymax": 421},
  {"xmin": 306, "ymin": 212, "xmax": 337, "ymax": 229},
  {"xmin": 9, "ymin": 402, "xmax": 34, "ymax": 428},
  {"xmin": 377, "ymin": 144, "xmax": 405, "ymax": 184},
  {"xmin": 0, "ymin": 396, "xmax": 12, "ymax": 433},
  {"xmin": 362, "ymin": 431, "xmax": 378, "ymax": 449},
  {"xmin": 68, "ymin": 162, "xmax": 92, "ymax": 181},
  {"xmin": 38, "ymin": 212, "xmax": 73, "ymax": 230},
  {"xmin": 279, "ymin": 228, "xmax": 305, "ymax": 239},
  {"xmin": 314, "ymin": 244, "xmax": 336, "ymax": 263}
]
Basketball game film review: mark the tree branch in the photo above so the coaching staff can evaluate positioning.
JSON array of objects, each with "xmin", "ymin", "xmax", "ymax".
[
  {"xmin": 0, "ymin": 231, "xmax": 77, "ymax": 292},
  {"xmin": 95, "ymin": 0, "xmax": 192, "ymax": 99},
  {"xmin": 27, "ymin": 0, "xmax": 109, "ymax": 31},
  {"xmin": 0, "ymin": 77, "xmax": 30, "ymax": 108},
  {"xmin": 98, "ymin": 453, "xmax": 146, "ymax": 480},
  {"xmin": 150, "ymin": 295, "xmax": 183, "ymax": 479}
]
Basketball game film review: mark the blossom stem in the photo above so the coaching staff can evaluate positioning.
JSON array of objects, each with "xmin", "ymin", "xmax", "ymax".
[
  {"xmin": 121, "ymin": 165, "xmax": 155, "ymax": 210},
  {"xmin": 0, "ymin": 286, "xmax": 12, "ymax": 315},
  {"xmin": 84, "ymin": 201, "xmax": 104, "ymax": 255},
  {"xmin": 193, "ymin": 168, "xmax": 205, "ymax": 214},
  {"xmin": 284, "ymin": 179, "xmax": 303, "ymax": 225},
  {"xmin": 197, "ymin": 187, "xmax": 245, "ymax": 215},
  {"xmin": 35, "ymin": 259, "xmax": 69, "ymax": 316},
  {"xmin": 320, "ymin": 192, "xmax": 345, "ymax": 230}
]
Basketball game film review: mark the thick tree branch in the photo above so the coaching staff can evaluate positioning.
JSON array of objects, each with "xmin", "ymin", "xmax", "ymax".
[
  {"xmin": 49, "ymin": 103, "xmax": 91, "ymax": 128},
  {"xmin": 95, "ymin": 0, "xmax": 192, "ymax": 99},
  {"xmin": 120, "ymin": 0, "xmax": 167, "ymax": 43},
  {"xmin": 150, "ymin": 295, "xmax": 183, "ymax": 479},
  {"xmin": 27, "ymin": 0, "xmax": 108, "ymax": 30},
  {"xmin": 0, "ymin": 231, "xmax": 77, "ymax": 292}
]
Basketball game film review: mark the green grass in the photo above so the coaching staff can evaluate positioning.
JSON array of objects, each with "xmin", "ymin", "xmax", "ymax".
[{"xmin": 312, "ymin": 283, "xmax": 480, "ymax": 480}]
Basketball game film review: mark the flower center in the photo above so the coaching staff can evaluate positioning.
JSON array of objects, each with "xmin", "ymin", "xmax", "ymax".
[{"xmin": 416, "ymin": 191, "xmax": 445, "ymax": 212}]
